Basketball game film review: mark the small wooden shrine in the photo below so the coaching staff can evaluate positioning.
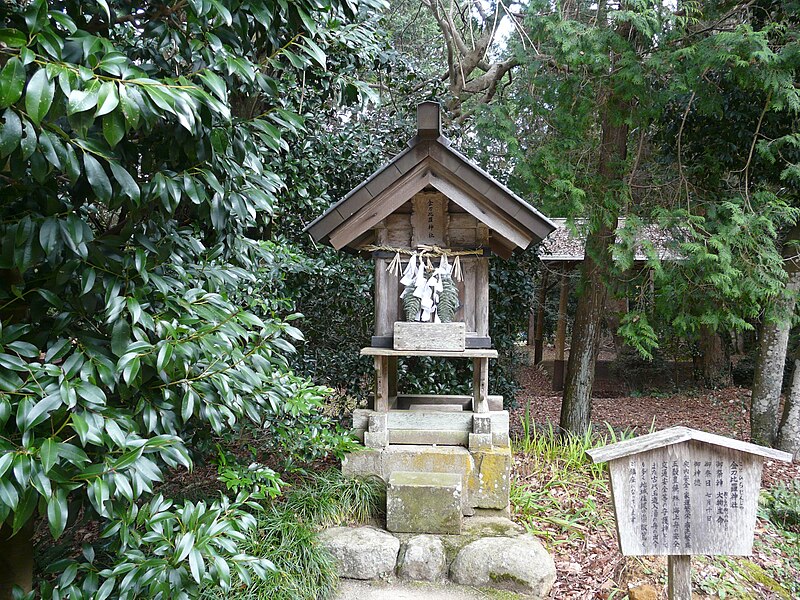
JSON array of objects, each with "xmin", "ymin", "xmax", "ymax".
[{"xmin": 305, "ymin": 102, "xmax": 555, "ymax": 531}]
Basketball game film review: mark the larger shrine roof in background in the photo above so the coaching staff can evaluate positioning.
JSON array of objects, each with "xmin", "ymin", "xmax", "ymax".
[
  {"xmin": 539, "ymin": 218, "xmax": 681, "ymax": 263},
  {"xmin": 304, "ymin": 102, "xmax": 556, "ymax": 254}
]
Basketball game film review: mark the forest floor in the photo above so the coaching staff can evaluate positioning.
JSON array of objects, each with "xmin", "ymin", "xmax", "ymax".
[
  {"xmin": 510, "ymin": 362, "xmax": 800, "ymax": 600},
  {"xmin": 32, "ymin": 356, "xmax": 800, "ymax": 600}
]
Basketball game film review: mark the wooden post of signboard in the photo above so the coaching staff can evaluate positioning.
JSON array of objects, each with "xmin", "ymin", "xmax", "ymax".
[
  {"xmin": 586, "ymin": 427, "xmax": 793, "ymax": 598},
  {"xmin": 667, "ymin": 556, "xmax": 691, "ymax": 600}
]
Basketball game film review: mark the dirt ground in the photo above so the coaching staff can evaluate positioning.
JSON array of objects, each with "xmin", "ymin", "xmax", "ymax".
[{"xmin": 510, "ymin": 362, "xmax": 800, "ymax": 599}]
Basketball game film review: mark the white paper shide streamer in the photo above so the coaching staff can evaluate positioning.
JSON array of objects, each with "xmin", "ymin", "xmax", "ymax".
[{"xmin": 398, "ymin": 252, "xmax": 456, "ymax": 323}]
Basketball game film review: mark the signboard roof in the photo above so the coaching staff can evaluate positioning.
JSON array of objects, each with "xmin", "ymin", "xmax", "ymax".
[{"xmin": 586, "ymin": 426, "xmax": 793, "ymax": 465}]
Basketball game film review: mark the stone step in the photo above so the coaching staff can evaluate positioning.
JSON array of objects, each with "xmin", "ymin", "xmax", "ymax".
[
  {"xmin": 352, "ymin": 409, "xmax": 510, "ymax": 448},
  {"xmin": 387, "ymin": 471, "xmax": 463, "ymax": 535}
]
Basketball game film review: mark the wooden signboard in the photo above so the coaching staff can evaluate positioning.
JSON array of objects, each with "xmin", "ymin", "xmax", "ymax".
[{"xmin": 587, "ymin": 427, "xmax": 792, "ymax": 599}]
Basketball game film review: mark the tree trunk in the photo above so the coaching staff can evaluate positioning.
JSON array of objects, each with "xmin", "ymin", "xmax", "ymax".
[
  {"xmin": 699, "ymin": 326, "xmax": 731, "ymax": 387},
  {"xmin": 533, "ymin": 270, "xmax": 548, "ymax": 364},
  {"xmin": 751, "ymin": 270, "xmax": 800, "ymax": 446},
  {"xmin": 560, "ymin": 91, "xmax": 629, "ymax": 436},
  {"xmin": 777, "ymin": 357, "xmax": 800, "ymax": 459},
  {"xmin": 0, "ymin": 520, "xmax": 34, "ymax": 600},
  {"xmin": 559, "ymin": 229, "xmax": 615, "ymax": 434}
]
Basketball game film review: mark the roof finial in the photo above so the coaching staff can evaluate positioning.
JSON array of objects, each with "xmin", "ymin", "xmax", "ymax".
[{"xmin": 417, "ymin": 101, "xmax": 441, "ymax": 139}]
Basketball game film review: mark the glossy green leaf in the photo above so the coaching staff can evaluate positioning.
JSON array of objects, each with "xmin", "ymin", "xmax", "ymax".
[
  {"xmin": 96, "ymin": 577, "xmax": 116, "ymax": 600},
  {"xmin": 95, "ymin": 81, "xmax": 119, "ymax": 117},
  {"xmin": 175, "ymin": 531, "xmax": 195, "ymax": 562},
  {"xmin": 38, "ymin": 129, "xmax": 62, "ymax": 168},
  {"xmin": 95, "ymin": 0, "xmax": 111, "ymax": 21},
  {"xmin": 64, "ymin": 142, "xmax": 80, "ymax": 183},
  {"xmin": 189, "ymin": 548, "xmax": 205, "ymax": 583},
  {"xmin": 102, "ymin": 110, "xmax": 125, "ymax": 147},
  {"xmin": 109, "ymin": 161, "xmax": 140, "ymax": 203},
  {"xmin": 296, "ymin": 8, "xmax": 317, "ymax": 35},
  {"xmin": 126, "ymin": 297, "xmax": 142, "ymax": 325},
  {"xmin": 83, "ymin": 153, "xmax": 112, "ymax": 203},
  {"xmin": 40, "ymin": 438, "xmax": 59, "ymax": 473},
  {"xmin": 0, "ymin": 452, "xmax": 13, "ymax": 479},
  {"xmin": 80, "ymin": 267, "xmax": 96, "ymax": 295},
  {"xmin": 7, "ymin": 340, "xmax": 38, "ymax": 357},
  {"xmin": 0, "ymin": 57, "xmax": 26, "ymax": 108},
  {"xmin": 23, "ymin": 394, "xmax": 62, "ymax": 430},
  {"xmin": 76, "ymin": 381, "xmax": 106, "ymax": 405},
  {"xmin": 118, "ymin": 84, "xmax": 140, "ymax": 129},
  {"xmin": 0, "ymin": 108, "xmax": 21, "ymax": 158},
  {"xmin": 37, "ymin": 30, "xmax": 63, "ymax": 59},
  {"xmin": 58, "ymin": 443, "xmax": 89, "ymax": 467},
  {"xmin": 0, "ymin": 478, "xmax": 19, "ymax": 510},
  {"xmin": 209, "ymin": 0, "xmax": 232, "ymax": 25},
  {"xmin": 302, "ymin": 37, "xmax": 326, "ymax": 69},
  {"xmin": 111, "ymin": 319, "xmax": 130, "ymax": 357},
  {"xmin": 156, "ymin": 343, "xmax": 173, "ymax": 372},
  {"xmin": 47, "ymin": 488, "xmax": 69, "ymax": 539},
  {"xmin": 198, "ymin": 70, "xmax": 227, "ymax": 101},
  {"xmin": 24, "ymin": 68, "xmax": 55, "ymax": 126},
  {"xmin": 49, "ymin": 11, "xmax": 77, "ymax": 34},
  {"xmin": 0, "ymin": 398, "xmax": 10, "ymax": 428},
  {"xmin": 67, "ymin": 87, "xmax": 99, "ymax": 115},
  {"xmin": 0, "ymin": 29, "xmax": 26, "ymax": 48},
  {"xmin": 19, "ymin": 116, "xmax": 36, "ymax": 159},
  {"xmin": 121, "ymin": 354, "xmax": 140, "ymax": 384}
]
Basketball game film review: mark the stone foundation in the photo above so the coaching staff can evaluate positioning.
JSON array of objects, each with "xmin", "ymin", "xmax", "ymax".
[
  {"xmin": 318, "ymin": 519, "xmax": 556, "ymax": 599},
  {"xmin": 386, "ymin": 471, "xmax": 462, "ymax": 534},
  {"xmin": 342, "ymin": 444, "xmax": 512, "ymax": 516}
]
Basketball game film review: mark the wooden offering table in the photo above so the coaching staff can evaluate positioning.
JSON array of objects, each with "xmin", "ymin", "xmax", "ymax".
[
  {"xmin": 357, "ymin": 347, "xmax": 503, "ymax": 450},
  {"xmin": 360, "ymin": 346, "xmax": 498, "ymax": 413}
]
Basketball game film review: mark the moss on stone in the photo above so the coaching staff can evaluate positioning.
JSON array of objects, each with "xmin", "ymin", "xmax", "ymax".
[
  {"xmin": 489, "ymin": 571, "xmax": 529, "ymax": 591},
  {"xmin": 478, "ymin": 588, "xmax": 526, "ymax": 599}
]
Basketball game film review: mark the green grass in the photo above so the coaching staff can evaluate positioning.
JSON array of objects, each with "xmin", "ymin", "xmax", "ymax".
[
  {"xmin": 202, "ymin": 469, "xmax": 385, "ymax": 600},
  {"xmin": 511, "ymin": 422, "xmax": 629, "ymax": 542},
  {"xmin": 283, "ymin": 468, "xmax": 386, "ymax": 528}
]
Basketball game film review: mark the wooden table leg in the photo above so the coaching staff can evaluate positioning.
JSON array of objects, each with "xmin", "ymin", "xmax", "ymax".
[
  {"xmin": 388, "ymin": 356, "xmax": 398, "ymax": 409},
  {"xmin": 472, "ymin": 357, "xmax": 489, "ymax": 413},
  {"xmin": 375, "ymin": 355, "xmax": 389, "ymax": 412}
]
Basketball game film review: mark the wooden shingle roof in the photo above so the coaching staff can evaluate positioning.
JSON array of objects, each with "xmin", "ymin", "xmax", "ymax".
[
  {"xmin": 539, "ymin": 218, "xmax": 681, "ymax": 263},
  {"xmin": 304, "ymin": 102, "xmax": 555, "ymax": 254}
]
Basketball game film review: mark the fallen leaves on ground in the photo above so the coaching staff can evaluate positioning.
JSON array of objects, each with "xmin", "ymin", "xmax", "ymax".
[{"xmin": 511, "ymin": 364, "xmax": 800, "ymax": 600}]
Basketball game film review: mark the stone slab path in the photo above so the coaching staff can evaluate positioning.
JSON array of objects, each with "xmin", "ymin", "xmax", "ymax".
[{"xmin": 335, "ymin": 580, "xmax": 522, "ymax": 599}]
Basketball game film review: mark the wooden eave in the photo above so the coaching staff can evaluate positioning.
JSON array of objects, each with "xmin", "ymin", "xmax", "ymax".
[
  {"xmin": 304, "ymin": 111, "xmax": 555, "ymax": 254},
  {"xmin": 586, "ymin": 426, "xmax": 793, "ymax": 464}
]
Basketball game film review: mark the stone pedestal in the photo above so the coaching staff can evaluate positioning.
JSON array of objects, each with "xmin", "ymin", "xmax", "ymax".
[
  {"xmin": 343, "ymin": 444, "xmax": 511, "ymax": 516},
  {"xmin": 387, "ymin": 471, "xmax": 462, "ymax": 534}
]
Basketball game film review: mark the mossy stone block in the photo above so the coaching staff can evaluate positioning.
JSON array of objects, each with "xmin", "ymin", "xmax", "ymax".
[
  {"xmin": 387, "ymin": 471, "xmax": 462, "ymax": 535},
  {"xmin": 471, "ymin": 447, "xmax": 512, "ymax": 510}
]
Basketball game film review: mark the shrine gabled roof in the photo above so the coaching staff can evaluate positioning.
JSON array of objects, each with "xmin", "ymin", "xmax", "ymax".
[
  {"xmin": 539, "ymin": 218, "xmax": 681, "ymax": 263},
  {"xmin": 304, "ymin": 102, "xmax": 556, "ymax": 253},
  {"xmin": 586, "ymin": 426, "xmax": 792, "ymax": 464}
]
